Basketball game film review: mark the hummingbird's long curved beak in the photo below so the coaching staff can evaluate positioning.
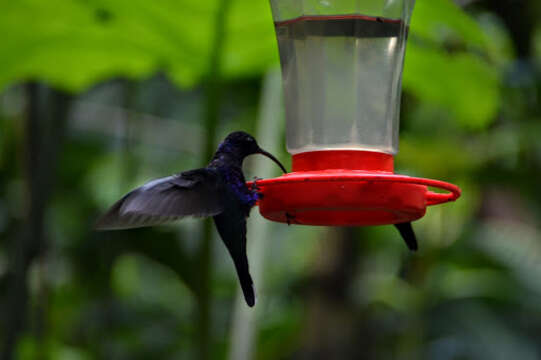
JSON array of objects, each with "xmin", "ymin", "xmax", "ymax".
[{"xmin": 257, "ymin": 148, "xmax": 287, "ymax": 174}]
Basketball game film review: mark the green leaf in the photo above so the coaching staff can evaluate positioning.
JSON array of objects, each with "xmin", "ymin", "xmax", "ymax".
[
  {"xmin": 222, "ymin": 0, "xmax": 279, "ymax": 79},
  {"xmin": 410, "ymin": 0, "xmax": 487, "ymax": 49},
  {"xmin": 403, "ymin": 42, "xmax": 500, "ymax": 129},
  {"xmin": 0, "ymin": 0, "xmax": 216, "ymax": 91}
]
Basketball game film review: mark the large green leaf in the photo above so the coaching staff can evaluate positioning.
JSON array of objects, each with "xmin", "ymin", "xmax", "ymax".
[
  {"xmin": 0, "ymin": 0, "xmax": 215, "ymax": 91},
  {"xmin": 403, "ymin": 42, "xmax": 501, "ymax": 129},
  {"xmin": 0, "ymin": 0, "xmax": 280, "ymax": 91},
  {"xmin": 222, "ymin": 0, "xmax": 278, "ymax": 79},
  {"xmin": 411, "ymin": 0, "xmax": 488, "ymax": 49},
  {"xmin": 402, "ymin": 0, "xmax": 501, "ymax": 129}
]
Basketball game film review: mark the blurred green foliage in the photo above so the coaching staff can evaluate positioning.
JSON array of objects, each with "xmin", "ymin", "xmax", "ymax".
[
  {"xmin": 0, "ymin": 0, "xmax": 277, "ymax": 90},
  {"xmin": 1, "ymin": 0, "xmax": 541, "ymax": 359}
]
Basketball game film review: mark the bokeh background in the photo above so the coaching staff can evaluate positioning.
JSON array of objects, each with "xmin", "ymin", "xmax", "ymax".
[{"xmin": 1, "ymin": 0, "xmax": 541, "ymax": 359}]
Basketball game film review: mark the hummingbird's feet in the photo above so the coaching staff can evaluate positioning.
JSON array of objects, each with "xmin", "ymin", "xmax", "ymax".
[
  {"xmin": 252, "ymin": 176, "xmax": 264, "ymax": 199},
  {"xmin": 251, "ymin": 176, "xmax": 262, "ymax": 191}
]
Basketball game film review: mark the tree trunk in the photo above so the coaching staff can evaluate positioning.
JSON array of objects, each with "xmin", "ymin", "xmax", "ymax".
[{"xmin": 2, "ymin": 84, "xmax": 71, "ymax": 360}]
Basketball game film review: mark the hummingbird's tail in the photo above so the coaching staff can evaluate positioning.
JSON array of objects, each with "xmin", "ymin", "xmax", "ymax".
[
  {"xmin": 233, "ymin": 257, "xmax": 256, "ymax": 307},
  {"xmin": 212, "ymin": 212, "xmax": 256, "ymax": 307},
  {"xmin": 395, "ymin": 222, "xmax": 418, "ymax": 251}
]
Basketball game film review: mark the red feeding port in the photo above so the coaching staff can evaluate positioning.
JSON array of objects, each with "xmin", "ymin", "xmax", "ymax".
[{"xmin": 249, "ymin": 151, "xmax": 460, "ymax": 226}]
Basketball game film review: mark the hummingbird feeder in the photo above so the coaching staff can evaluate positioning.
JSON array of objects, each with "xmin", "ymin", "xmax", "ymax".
[{"xmin": 254, "ymin": 0, "xmax": 461, "ymax": 226}]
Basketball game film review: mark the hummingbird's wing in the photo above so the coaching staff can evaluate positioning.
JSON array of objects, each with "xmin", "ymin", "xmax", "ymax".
[
  {"xmin": 95, "ymin": 168, "xmax": 226, "ymax": 230},
  {"xmin": 213, "ymin": 194, "xmax": 255, "ymax": 307},
  {"xmin": 394, "ymin": 222, "xmax": 418, "ymax": 251}
]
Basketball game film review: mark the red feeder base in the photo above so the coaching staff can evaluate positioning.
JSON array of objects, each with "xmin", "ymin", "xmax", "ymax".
[{"xmin": 249, "ymin": 151, "xmax": 461, "ymax": 226}]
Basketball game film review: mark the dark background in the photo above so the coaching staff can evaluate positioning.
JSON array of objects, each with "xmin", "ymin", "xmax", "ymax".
[{"xmin": 1, "ymin": 0, "xmax": 541, "ymax": 359}]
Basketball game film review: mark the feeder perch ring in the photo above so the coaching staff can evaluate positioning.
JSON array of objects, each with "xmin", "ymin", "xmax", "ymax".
[{"xmin": 247, "ymin": 171, "xmax": 461, "ymax": 227}]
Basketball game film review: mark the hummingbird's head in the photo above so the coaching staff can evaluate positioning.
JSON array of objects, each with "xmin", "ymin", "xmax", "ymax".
[
  {"xmin": 221, "ymin": 131, "xmax": 287, "ymax": 173},
  {"xmin": 224, "ymin": 131, "xmax": 261, "ymax": 155}
]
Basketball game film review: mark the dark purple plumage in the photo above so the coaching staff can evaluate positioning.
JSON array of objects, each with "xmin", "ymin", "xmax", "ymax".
[{"xmin": 95, "ymin": 131, "xmax": 287, "ymax": 307}]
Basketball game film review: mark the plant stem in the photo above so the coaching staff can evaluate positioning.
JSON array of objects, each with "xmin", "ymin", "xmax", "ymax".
[
  {"xmin": 2, "ymin": 84, "xmax": 71, "ymax": 360},
  {"xmin": 197, "ymin": 0, "xmax": 231, "ymax": 359}
]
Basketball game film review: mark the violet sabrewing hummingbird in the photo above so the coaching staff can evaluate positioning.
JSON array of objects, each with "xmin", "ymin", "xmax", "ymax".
[{"xmin": 95, "ymin": 131, "xmax": 287, "ymax": 307}]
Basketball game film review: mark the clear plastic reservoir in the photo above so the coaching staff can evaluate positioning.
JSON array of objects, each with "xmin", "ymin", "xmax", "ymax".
[{"xmin": 270, "ymin": 0, "xmax": 415, "ymax": 155}]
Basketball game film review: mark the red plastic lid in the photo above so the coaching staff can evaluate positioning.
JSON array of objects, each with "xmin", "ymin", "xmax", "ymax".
[
  {"xmin": 292, "ymin": 150, "xmax": 394, "ymax": 172},
  {"xmin": 249, "ymin": 151, "xmax": 461, "ymax": 226}
]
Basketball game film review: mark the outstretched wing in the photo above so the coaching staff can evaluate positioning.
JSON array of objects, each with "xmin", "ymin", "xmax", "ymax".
[
  {"xmin": 95, "ymin": 168, "xmax": 225, "ymax": 230},
  {"xmin": 394, "ymin": 222, "xmax": 418, "ymax": 251},
  {"xmin": 213, "ymin": 192, "xmax": 255, "ymax": 307}
]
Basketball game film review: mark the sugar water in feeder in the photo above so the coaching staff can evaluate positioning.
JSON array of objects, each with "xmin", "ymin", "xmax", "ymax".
[
  {"xmin": 252, "ymin": 0, "xmax": 461, "ymax": 232},
  {"xmin": 276, "ymin": 14, "xmax": 405, "ymax": 155}
]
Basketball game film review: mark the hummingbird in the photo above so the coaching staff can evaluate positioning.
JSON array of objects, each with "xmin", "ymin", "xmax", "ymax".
[
  {"xmin": 395, "ymin": 222, "xmax": 417, "ymax": 251},
  {"xmin": 95, "ymin": 131, "xmax": 287, "ymax": 307}
]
